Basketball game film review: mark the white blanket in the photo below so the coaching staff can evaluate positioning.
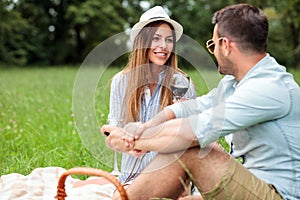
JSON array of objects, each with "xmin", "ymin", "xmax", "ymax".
[{"xmin": 0, "ymin": 167, "xmax": 115, "ymax": 200}]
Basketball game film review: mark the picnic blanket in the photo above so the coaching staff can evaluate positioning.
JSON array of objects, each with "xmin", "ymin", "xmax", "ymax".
[{"xmin": 0, "ymin": 167, "xmax": 115, "ymax": 200}]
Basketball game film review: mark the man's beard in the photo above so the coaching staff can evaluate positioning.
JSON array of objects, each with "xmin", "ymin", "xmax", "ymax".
[{"xmin": 217, "ymin": 52, "xmax": 235, "ymax": 76}]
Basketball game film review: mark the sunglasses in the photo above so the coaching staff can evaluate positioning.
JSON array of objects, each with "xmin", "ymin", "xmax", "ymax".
[{"xmin": 206, "ymin": 37, "xmax": 225, "ymax": 54}]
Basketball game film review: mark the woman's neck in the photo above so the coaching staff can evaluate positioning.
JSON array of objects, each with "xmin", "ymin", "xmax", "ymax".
[
  {"xmin": 150, "ymin": 64, "xmax": 165, "ymax": 76},
  {"xmin": 148, "ymin": 64, "xmax": 165, "ymax": 94}
]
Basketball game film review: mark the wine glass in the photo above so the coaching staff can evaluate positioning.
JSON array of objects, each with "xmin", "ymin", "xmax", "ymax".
[
  {"xmin": 170, "ymin": 73, "xmax": 190, "ymax": 102},
  {"xmin": 107, "ymin": 119, "xmax": 123, "ymax": 176},
  {"xmin": 111, "ymin": 151, "xmax": 121, "ymax": 176}
]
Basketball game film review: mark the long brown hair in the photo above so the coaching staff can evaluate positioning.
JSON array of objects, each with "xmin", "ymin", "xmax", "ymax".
[{"xmin": 121, "ymin": 21, "xmax": 183, "ymax": 123}]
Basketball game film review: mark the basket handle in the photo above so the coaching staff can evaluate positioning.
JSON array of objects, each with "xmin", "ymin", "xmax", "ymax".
[{"xmin": 55, "ymin": 167, "xmax": 128, "ymax": 200}]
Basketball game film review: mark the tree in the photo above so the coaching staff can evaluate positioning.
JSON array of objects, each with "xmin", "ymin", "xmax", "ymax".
[
  {"xmin": 0, "ymin": 0, "xmax": 299, "ymax": 68},
  {"xmin": 0, "ymin": 0, "xmax": 33, "ymax": 65},
  {"xmin": 225, "ymin": 0, "xmax": 300, "ymax": 69},
  {"xmin": 13, "ymin": 0, "xmax": 130, "ymax": 65},
  {"xmin": 66, "ymin": 0, "xmax": 130, "ymax": 64},
  {"xmin": 146, "ymin": 0, "xmax": 300, "ymax": 69},
  {"xmin": 277, "ymin": 0, "xmax": 300, "ymax": 69}
]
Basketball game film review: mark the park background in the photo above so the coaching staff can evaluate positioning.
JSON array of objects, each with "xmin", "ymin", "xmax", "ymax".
[{"xmin": 1, "ymin": 0, "xmax": 300, "ymax": 176}]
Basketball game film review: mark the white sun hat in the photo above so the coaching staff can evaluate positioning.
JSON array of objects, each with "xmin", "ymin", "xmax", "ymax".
[{"xmin": 130, "ymin": 6, "xmax": 183, "ymax": 42}]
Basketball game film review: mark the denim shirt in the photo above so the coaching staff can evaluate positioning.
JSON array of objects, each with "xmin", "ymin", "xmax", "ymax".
[
  {"xmin": 108, "ymin": 70, "xmax": 197, "ymax": 184},
  {"xmin": 168, "ymin": 54, "xmax": 300, "ymax": 200}
]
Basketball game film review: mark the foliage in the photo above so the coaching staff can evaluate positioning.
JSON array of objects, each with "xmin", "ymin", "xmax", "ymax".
[
  {"xmin": 0, "ymin": 1, "xmax": 32, "ymax": 65},
  {"xmin": 66, "ymin": 0, "xmax": 130, "ymax": 63},
  {"xmin": 0, "ymin": 0, "xmax": 299, "ymax": 68}
]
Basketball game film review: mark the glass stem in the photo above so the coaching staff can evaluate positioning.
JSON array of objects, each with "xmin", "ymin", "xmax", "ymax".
[{"xmin": 113, "ymin": 151, "xmax": 119, "ymax": 171}]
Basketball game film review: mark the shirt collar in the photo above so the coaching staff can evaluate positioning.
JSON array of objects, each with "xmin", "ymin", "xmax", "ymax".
[{"xmin": 236, "ymin": 54, "xmax": 269, "ymax": 87}]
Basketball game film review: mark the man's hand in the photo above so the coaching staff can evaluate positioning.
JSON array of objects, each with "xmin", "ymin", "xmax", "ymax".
[{"xmin": 122, "ymin": 122, "xmax": 146, "ymax": 148}]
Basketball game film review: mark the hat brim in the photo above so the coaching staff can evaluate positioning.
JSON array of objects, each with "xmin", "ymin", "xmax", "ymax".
[{"xmin": 130, "ymin": 18, "xmax": 183, "ymax": 42}]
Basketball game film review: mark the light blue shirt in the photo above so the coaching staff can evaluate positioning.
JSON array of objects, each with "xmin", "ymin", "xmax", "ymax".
[
  {"xmin": 108, "ymin": 70, "xmax": 197, "ymax": 184},
  {"xmin": 168, "ymin": 54, "xmax": 300, "ymax": 200}
]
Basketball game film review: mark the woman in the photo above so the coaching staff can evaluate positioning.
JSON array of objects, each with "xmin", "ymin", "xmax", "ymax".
[
  {"xmin": 108, "ymin": 6, "xmax": 197, "ymax": 186},
  {"xmin": 0, "ymin": 6, "xmax": 198, "ymax": 200},
  {"xmin": 75, "ymin": 6, "xmax": 197, "ymax": 188},
  {"xmin": 69, "ymin": 5, "xmax": 199, "ymax": 199}
]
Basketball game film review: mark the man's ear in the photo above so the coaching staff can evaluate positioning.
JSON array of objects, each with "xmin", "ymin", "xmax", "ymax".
[{"xmin": 222, "ymin": 38, "xmax": 231, "ymax": 56}]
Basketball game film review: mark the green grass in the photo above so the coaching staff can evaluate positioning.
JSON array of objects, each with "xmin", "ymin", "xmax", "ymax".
[
  {"xmin": 0, "ymin": 66, "xmax": 119, "ymax": 175},
  {"xmin": 0, "ymin": 66, "xmax": 299, "ymax": 176}
]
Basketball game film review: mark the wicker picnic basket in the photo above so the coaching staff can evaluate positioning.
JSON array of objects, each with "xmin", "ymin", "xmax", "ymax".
[{"xmin": 55, "ymin": 167, "xmax": 128, "ymax": 200}]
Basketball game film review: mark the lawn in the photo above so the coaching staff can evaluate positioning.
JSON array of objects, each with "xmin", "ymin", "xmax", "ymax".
[
  {"xmin": 0, "ymin": 66, "xmax": 118, "ymax": 175},
  {"xmin": 0, "ymin": 66, "xmax": 299, "ymax": 176}
]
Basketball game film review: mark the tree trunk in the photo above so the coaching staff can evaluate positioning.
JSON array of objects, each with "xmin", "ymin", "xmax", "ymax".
[{"xmin": 290, "ymin": 23, "xmax": 300, "ymax": 69}]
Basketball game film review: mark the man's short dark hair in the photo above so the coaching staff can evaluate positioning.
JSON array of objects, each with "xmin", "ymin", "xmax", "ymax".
[{"xmin": 212, "ymin": 4, "xmax": 268, "ymax": 53}]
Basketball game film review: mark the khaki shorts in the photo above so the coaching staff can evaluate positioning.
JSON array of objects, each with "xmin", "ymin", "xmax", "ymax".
[{"xmin": 201, "ymin": 156, "xmax": 283, "ymax": 200}]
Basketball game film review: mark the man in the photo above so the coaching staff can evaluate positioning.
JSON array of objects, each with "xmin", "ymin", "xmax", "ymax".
[{"xmin": 102, "ymin": 4, "xmax": 300, "ymax": 200}]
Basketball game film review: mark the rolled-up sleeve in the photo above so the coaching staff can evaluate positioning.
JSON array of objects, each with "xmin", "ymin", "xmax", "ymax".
[
  {"xmin": 167, "ymin": 88, "xmax": 217, "ymax": 118},
  {"xmin": 169, "ymin": 78, "xmax": 290, "ymax": 148}
]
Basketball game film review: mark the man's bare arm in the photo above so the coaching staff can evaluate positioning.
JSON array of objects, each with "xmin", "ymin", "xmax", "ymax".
[
  {"xmin": 122, "ymin": 108, "xmax": 177, "ymax": 146},
  {"xmin": 144, "ymin": 108, "xmax": 176, "ymax": 128},
  {"xmin": 101, "ymin": 108, "xmax": 199, "ymax": 154},
  {"xmin": 134, "ymin": 118, "xmax": 199, "ymax": 153}
]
